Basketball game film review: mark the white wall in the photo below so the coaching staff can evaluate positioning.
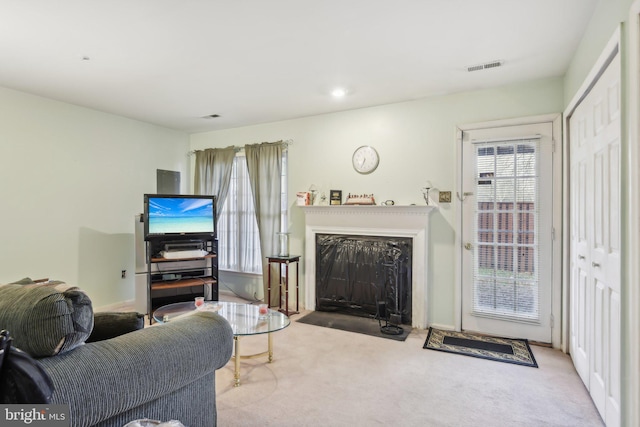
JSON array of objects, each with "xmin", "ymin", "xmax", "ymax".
[
  {"xmin": 0, "ymin": 87, "xmax": 189, "ymax": 308},
  {"xmin": 564, "ymin": 0, "xmax": 635, "ymax": 105},
  {"xmin": 190, "ymin": 76, "xmax": 564, "ymax": 328}
]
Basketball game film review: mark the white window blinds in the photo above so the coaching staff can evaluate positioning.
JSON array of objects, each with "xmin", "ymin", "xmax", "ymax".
[{"xmin": 472, "ymin": 138, "xmax": 540, "ymax": 322}]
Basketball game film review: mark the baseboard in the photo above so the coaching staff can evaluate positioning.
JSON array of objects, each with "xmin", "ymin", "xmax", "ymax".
[
  {"xmin": 428, "ymin": 323, "xmax": 457, "ymax": 331},
  {"xmin": 94, "ymin": 299, "xmax": 136, "ymax": 312},
  {"xmin": 218, "ymin": 289, "xmax": 238, "ymax": 298}
]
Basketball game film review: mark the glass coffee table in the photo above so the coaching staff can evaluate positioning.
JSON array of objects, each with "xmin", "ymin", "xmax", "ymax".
[{"xmin": 153, "ymin": 301, "xmax": 290, "ymax": 387}]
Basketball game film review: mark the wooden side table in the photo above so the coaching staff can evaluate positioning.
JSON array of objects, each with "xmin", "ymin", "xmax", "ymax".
[{"xmin": 266, "ymin": 255, "xmax": 300, "ymax": 316}]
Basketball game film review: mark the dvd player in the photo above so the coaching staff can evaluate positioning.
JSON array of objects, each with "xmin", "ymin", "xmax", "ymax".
[{"xmin": 160, "ymin": 249, "xmax": 208, "ymax": 259}]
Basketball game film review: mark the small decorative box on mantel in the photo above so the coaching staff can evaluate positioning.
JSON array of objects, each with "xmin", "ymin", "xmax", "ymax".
[
  {"xmin": 344, "ymin": 193, "xmax": 376, "ymax": 205},
  {"xmin": 296, "ymin": 192, "xmax": 310, "ymax": 206}
]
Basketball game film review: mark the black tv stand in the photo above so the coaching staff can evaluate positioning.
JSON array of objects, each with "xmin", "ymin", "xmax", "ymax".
[{"xmin": 146, "ymin": 236, "xmax": 218, "ymax": 320}]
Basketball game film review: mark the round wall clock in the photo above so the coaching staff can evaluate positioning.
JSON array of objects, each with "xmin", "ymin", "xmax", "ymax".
[{"xmin": 352, "ymin": 145, "xmax": 379, "ymax": 174}]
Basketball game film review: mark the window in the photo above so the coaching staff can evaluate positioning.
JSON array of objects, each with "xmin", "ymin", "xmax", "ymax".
[
  {"xmin": 474, "ymin": 140, "xmax": 539, "ymax": 320},
  {"xmin": 216, "ymin": 152, "xmax": 287, "ymax": 273}
]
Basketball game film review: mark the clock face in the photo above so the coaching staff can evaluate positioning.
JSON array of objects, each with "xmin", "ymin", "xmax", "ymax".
[{"xmin": 352, "ymin": 145, "xmax": 379, "ymax": 174}]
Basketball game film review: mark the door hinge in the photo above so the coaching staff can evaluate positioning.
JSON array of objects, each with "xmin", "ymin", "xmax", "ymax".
[
  {"xmin": 550, "ymin": 314, "xmax": 555, "ymax": 328},
  {"xmin": 551, "ymin": 227, "xmax": 555, "ymax": 241}
]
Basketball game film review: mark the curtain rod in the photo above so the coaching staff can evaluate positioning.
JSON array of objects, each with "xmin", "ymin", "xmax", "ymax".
[{"xmin": 188, "ymin": 139, "xmax": 293, "ymax": 156}]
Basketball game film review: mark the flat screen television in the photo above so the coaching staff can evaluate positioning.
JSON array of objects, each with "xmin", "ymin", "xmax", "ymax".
[{"xmin": 144, "ymin": 194, "xmax": 216, "ymax": 240}]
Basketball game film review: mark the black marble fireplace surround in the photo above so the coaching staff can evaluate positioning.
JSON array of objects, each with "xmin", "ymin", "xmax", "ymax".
[{"xmin": 315, "ymin": 234, "xmax": 412, "ymax": 325}]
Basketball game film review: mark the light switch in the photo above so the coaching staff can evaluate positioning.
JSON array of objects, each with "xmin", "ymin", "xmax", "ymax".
[{"xmin": 439, "ymin": 191, "xmax": 452, "ymax": 203}]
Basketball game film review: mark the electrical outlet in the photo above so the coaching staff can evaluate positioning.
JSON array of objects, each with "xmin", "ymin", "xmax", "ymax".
[
  {"xmin": 121, "ymin": 270, "xmax": 127, "ymax": 279},
  {"xmin": 439, "ymin": 191, "xmax": 452, "ymax": 203}
]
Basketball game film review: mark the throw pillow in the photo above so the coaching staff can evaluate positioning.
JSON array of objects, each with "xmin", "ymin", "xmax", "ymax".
[
  {"xmin": 87, "ymin": 312, "xmax": 145, "ymax": 342},
  {"xmin": 0, "ymin": 282, "xmax": 94, "ymax": 357}
]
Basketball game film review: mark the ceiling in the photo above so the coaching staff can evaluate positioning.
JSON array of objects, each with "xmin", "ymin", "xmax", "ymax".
[{"xmin": 0, "ymin": 0, "xmax": 598, "ymax": 133}]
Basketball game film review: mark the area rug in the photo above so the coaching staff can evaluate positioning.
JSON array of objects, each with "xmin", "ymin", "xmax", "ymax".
[
  {"xmin": 423, "ymin": 327, "xmax": 538, "ymax": 368},
  {"xmin": 296, "ymin": 311, "xmax": 411, "ymax": 341}
]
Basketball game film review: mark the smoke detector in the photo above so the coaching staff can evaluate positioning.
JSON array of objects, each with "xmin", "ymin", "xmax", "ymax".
[{"xmin": 467, "ymin": 60, "xmax": 504, "ymax": 72}]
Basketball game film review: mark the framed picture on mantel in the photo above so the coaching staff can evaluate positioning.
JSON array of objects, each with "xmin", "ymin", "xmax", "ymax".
[{"xmin": 330, "ymin": 190, "xmax": 342, "ymax": 205}]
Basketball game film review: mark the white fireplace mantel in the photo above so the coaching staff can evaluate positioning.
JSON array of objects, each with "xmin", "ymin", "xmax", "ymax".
[{"xmin": 301, "ymin": 205, "xmax": 436, "ymax": 329}]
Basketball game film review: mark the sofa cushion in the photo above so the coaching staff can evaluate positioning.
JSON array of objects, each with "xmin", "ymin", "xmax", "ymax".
[
  {"xmin": 87, "ymin": 312, "xmax": 145, "ymax": 342},
  {"xmin": 0, "ymin": 282, "xmax": 94, "ymax": 357}
]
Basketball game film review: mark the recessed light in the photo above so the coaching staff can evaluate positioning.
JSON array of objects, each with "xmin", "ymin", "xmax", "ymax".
[{"xmin": 331, "ymin": 88, "xmax": 347, "ymax": 98}]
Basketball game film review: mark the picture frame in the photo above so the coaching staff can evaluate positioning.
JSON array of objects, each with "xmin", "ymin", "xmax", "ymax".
[{"xmin": 330, "ymin": 190, "xmax": 342, "ymax": 205}]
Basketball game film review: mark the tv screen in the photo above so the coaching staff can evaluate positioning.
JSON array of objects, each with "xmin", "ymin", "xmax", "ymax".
[{"xmin": 144, "ymin": 194, "xmax": 216, "ymax": 240}]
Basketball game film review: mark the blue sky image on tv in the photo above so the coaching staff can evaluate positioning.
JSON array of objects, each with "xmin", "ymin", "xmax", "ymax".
[{"xmin": 148, "ymin": 197, "xmax": 214, "ymax": 235}]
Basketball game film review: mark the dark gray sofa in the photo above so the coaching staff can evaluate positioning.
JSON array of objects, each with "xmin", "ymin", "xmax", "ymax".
[
  {"xmin": 0, "ymin": 281, "xmax": 234, "ymax": 426},
  {"xmin": 40, "ymin": 311, "xmax": 233, "ymax": 426}
]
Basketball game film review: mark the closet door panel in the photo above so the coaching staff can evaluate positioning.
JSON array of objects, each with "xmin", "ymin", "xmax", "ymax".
[{"xmin": 569, "ymin": 48, "xmax": 620, "ymax": 426}]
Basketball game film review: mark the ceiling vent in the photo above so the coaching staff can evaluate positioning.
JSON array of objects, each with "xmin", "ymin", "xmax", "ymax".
[{"xmin": 467, "ymin": 60, "xmax": 503, "ymax": 72}]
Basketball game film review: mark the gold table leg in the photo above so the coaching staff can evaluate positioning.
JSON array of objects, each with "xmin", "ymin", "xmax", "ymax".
[
  {"xmin": 234, "ymin": 336, "xmax": 241, "ymax": 387},
  {"xmin": 231, "ymin": 333, "xmax": 274, "ymax": 386}
]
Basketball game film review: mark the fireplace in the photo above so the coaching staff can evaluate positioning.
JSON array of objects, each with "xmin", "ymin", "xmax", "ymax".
[
  {"xmin": 315, "ymin": 234, "xmax": 412, "ymax": 324},
  {"xmin": 301, "ymin": 205, "xmax": 435, "ymax": 329}
]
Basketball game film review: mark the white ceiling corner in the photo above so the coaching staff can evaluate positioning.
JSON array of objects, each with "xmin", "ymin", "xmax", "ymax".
[{"xmin": 0, "ymin": 0, "xmax": 598, "ymax": 133}]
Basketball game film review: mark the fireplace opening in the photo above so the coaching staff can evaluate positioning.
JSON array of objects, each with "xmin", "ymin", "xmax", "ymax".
[{"xmin": 315, "ymin": 234, "xmax": 412, "ymax": 325}]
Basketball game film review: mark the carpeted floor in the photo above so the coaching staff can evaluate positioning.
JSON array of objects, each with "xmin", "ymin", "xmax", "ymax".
[
  {"xmin": 212, "ymin": 293, "xmax": 603, "ymax": 426},
  {"xmin": 423, "ymin": 327, "xmax": 538, "ymax": 368},
  {"xmin": 297, "ymin": 310, "xmax": 411, "ymax": 341},
  {"xmin": 214, "ymin": 311, "xmax": 603, "ymax": 426}
]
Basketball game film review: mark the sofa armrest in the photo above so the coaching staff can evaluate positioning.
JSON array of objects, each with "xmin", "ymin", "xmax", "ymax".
[{"xmin": 38, "ymin": 311, "xmax": 233, "ymax": 427}]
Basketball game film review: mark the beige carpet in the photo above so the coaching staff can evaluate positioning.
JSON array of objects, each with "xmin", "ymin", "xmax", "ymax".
[{"xmin": 215, "ymin": 307, "xmax": 603, "ymax": 427}]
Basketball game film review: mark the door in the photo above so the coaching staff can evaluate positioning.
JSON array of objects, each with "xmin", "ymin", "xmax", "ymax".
[
  {"xmin": 461, "ymin": 122, "xmax": 554, "ymax": 343},
  {"xmin": 568, "ymin": 49, "xmax": 621, "ymax": 426}
]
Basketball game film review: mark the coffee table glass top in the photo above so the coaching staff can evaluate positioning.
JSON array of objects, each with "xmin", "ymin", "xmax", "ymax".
[{"xmin": 153, "ymin": 301, "xmax": 290, "ymax": 336}]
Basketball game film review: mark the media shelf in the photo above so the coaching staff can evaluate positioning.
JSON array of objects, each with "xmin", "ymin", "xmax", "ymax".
[
  {"xmin": 150, "ymin": 254, "xmax": 218, "ymax": 263},
  {"xmin": 150, "ymin": 276, "xmax": 217, "ymax": 291},
  {"xmin": 146, "ymin": 238, "xmax": 218, "ymax": 319}
]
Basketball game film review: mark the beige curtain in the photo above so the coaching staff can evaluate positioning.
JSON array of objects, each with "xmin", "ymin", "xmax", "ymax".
[
  {"xmin": 193, "ymin": 146, "xmax": 236, "ymax": 225},
  {"xmin": 244, "ymin": 141, "xmax": 283, "ymax": 306}
]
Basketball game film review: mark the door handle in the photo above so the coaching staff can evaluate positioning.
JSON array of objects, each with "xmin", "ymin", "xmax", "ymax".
[
  {"xmin": 464, "ymin": 242, "xmax": 473, "ymax": 250},
  {"xmin": 578, "ymin": 255, "xmax": 585, "ymax": 260},
  {"xmin": 592, "ymin": 262, "xmax": 601, "ymax": 268},
  {"xmin": 457, "ymin": 192, "xmax": 474, "ymax": 201}
]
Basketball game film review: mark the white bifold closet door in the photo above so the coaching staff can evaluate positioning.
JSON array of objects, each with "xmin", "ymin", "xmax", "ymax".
[{"xmin": 569, "ymin": 49, "xmax": 621, "ymax": 427}]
